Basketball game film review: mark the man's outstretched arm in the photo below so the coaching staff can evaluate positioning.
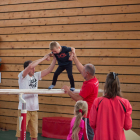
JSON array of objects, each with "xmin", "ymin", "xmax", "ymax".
[
  {"xmin": 22, "ymin": 54, "xmax": 50, "ymax": 78},
  {"xmin": 62, "ymin": 85, "xmax": 83, "ymax": 101},
  {"xmin": 41, "ymin": 55, "xmax": 56, "ymax": 78},
  {"xmin": 73, "ymin": 54, "xmax": 84, "ymax": 77}
]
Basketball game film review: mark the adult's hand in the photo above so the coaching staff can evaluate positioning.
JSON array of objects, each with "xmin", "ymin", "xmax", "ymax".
[
  {"xmin": 43, "ymin": 54, "xmax": 50, "ymax": 60},
  {"xmin": 62, "ymin": 85, "xmax": 84, "ymax": 101},
  {"xmin": 62, "ymin": 85, "xmax": 70, "ymax": 93},
  {"xmin": 73, "ymin": 51, "xmax": 77, "ymax": 58}
]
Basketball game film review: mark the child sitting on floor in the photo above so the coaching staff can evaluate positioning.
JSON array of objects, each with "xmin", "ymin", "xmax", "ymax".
[
  {"xmin": 48, "ymin": 41, "xmax": 75, "ymax": 91},
  {"xmin": 67, "ymin": 100, "xmax": 88, "ymax": 140}
]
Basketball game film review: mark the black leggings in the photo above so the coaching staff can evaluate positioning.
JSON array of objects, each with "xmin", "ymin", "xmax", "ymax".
[{"xmin": 52, "ymin": 63, "xmax": 75, "ymax": 88}]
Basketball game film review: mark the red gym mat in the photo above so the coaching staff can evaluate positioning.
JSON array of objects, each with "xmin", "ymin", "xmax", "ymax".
[{"xmin": 42, "ymin": 117, "xmax": 72, "ymax": 139}]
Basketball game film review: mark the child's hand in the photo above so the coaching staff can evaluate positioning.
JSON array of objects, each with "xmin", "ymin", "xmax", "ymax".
[
  {"xmin": 71, "ymin": 47, "xmax": 75, "ymax": 54},
  {"xmin": 43, "ymin": 54, "xmax": 49, "ymax": 60},
  {"xmin": 62, "ymin": 85, "xmax": 70, "ymax": 93},
  {"xmin": 43, "ymin": 52, "xmax": 52, "ymax": 61},
  {"xmin": 49, "ymin": 52, "xmax": 53, "ymax": 57},
  {"xmin": 69, "ymin": 52, "xmax": 74, "ymax": 61},
  {"xmin": 46, "ymin": 56, "xmax": 50, "ymax": 61}
]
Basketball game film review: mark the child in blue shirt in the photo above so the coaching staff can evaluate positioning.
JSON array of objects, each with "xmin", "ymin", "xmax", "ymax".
[{"xmin": 48, "ymin": 41, "xmax": 75, "ymax": 91}]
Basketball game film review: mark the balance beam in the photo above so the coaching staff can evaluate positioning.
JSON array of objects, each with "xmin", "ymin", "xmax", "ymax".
[{"xmin": 0, "ymin": 89, "xmax": 103, "ymax": 95}]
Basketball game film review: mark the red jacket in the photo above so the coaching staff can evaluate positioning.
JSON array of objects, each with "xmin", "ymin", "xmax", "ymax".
[{"xmin": 89, "ymin": 96, "xmax": 132, "ymax": 140}]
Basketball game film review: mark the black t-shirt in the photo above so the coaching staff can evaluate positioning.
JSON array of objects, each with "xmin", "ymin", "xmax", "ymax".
[{"xmin": 54, "ymin": 46, "xmax": 72, "ymax": 66}]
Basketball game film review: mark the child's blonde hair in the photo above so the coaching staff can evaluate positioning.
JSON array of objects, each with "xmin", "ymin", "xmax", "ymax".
[
  {"xmin": 49, "ymin": 41, "xmax": 60, "ymax": 50},
  {"xmin": 72, "ymin": 100, "xmax": 88, "ymax": 140}
]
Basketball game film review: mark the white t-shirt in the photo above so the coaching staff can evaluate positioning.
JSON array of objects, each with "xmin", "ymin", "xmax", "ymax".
[{"xmin": 18, "ymin": 70, "xmax": 42, "ymax": 111}]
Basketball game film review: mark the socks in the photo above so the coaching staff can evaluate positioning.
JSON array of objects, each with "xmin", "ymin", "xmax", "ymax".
[
  {"xmin": 48, "ymin": 85, "xmax": 55, "ymax": 89},
  {"xmin": 70, "ymin": 88, "xmax": 75, "ymax": 91}
]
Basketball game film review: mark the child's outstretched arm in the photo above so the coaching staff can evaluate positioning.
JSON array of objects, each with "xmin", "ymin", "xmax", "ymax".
[{"xmin": 69, "ymin": 47, "xmax": 75, "ymax": 61}]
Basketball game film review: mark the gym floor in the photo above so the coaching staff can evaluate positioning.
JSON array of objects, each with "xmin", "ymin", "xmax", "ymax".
[{"xmin": 0, "ymin": 130, "xmax": 62, "ymax": 140}]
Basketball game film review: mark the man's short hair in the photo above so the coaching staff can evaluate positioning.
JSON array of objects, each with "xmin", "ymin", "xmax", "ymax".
[
  {"xmin": 85, "ymin": 64, "xmax": 95, "ymax": 76},
  {"xmin": 24, "ymin": 60, "xmax": 32, "ymax": 69},
  {"xmin": 49, "ymin": 41, "xmax": 60, "ymax": 50}
]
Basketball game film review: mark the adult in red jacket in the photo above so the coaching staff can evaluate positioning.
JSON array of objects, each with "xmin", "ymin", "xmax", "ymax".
[
  {"xmin": 89, "ymin": 72, "xmax": 132, "ymax": 140},
  {"xmin": 62, "ymin": 53, "xmax": 99, "ymax": 140}
]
